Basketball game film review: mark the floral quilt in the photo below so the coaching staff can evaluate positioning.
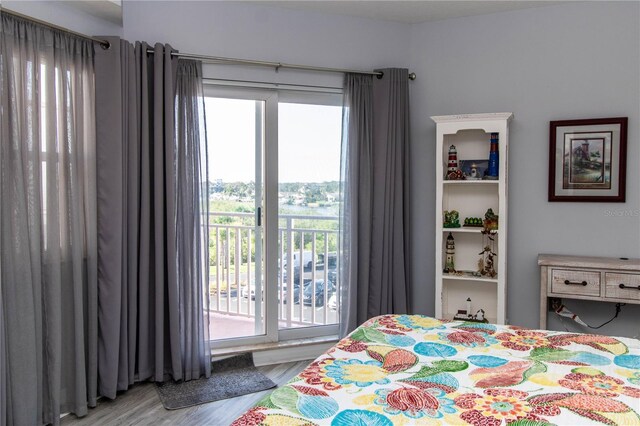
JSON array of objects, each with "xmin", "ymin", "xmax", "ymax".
[{"xmin": 232, "ymin": 315, "xmax": 640, "ymax": 425}]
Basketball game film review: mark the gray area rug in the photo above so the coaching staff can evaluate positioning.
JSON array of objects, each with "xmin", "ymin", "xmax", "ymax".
[{"xmin": 155, "ymin": 352, "xmax": 276, "ymax": 410}]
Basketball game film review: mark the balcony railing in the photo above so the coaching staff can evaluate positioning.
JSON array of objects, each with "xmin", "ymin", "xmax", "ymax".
[{"xmin": 208, "ymin": 211, "xmax": 339, "ymax": 329}]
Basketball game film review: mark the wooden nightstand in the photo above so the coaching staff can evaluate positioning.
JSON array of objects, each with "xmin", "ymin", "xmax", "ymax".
[{"xmin": 538, "ymin": 254, "xmax": 640, "ymax": 329}]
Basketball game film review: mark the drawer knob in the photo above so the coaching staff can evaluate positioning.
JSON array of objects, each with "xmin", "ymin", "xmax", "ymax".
[
  {"xmin": 564, "ymin": 280, "xmax": 588, "ymax": 286},
  {"xmin": 619, "ymin": 283, "xmax": 640, "ymax": 290}
]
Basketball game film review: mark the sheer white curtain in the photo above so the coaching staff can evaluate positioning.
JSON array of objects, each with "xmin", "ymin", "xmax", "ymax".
[{"xmin": 0, "ymin": 13, "xmax": 97, "ymax": 425}]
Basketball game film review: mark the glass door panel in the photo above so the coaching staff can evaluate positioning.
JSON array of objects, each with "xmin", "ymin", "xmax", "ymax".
[
  {"xmin": 277, "ymin": 95, "xmax": 342, "ymax": 331},
  {"xmin": 205, "ymin": 94, "xmax": 265, "ymax": 341}
]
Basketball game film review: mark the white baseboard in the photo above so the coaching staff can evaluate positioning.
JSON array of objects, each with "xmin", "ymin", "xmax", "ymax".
[
  {"xmin": 252, "ymin": 341, "xmax": 334, "ymax": 366},
  {"xmin": 211, "ymin": 339, "xmax": 336, "ymax": 366}
]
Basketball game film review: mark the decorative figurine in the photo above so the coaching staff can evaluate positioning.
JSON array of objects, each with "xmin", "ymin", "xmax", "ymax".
[
  {"xmin": 478, "ymin": 228, "xmax": 497, "ymax": 278},
  {"xmin": 443, "ymin": 210, "xmax": 461, "ymax": 228},
  {"xmin": 446, "ymin": 145, "xmax": 465, "ymax": 180},
  {"xmin": 454, "ymin": 311, "xmax": 467, "ymax": 321},
  {"xmin": 448, "ymin": 169, "xmax": 465, "ymax": 180},
  {"xmin": 444, "ymin": 232, "xmax": 456, "ymax": 273},
  {"xmin": 470, "ymin": 163, "xmax": 479, "ymax": 179},
  {"xmin": 486, "ymin": 133, "xmax": 499, "ymax": 179},
  {"xmin": 466, "ymin": 297, "xmax": 472, "ymax": 316},
  {"xmin": 483, "ymin": 208, "xmax": 499, "ymax": 231},
  {"xmin": 464, "ymin": 217, "xmax": 483, "ymax": 227},
  {"xmin": 455, "ymin": 306, "xmax": 488, "ymax": 323},
  {"xmin": 447, "ymin": 145, "xmax": 459, "ymax": 173}
]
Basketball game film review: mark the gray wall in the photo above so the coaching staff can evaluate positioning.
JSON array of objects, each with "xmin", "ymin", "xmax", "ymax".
[
  {"xmin": 122, "ymin": 1, "xmax": 410, "ymax": 88},
  {"xmin": 408, "ymin": 1, "xmax": 640, "ymax": 338},
  {"xmin": 2, "ymin": 1, "xmax": 122, "ymax": 36}
]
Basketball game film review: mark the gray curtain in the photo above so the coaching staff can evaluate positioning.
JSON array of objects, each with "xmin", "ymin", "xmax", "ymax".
[
  {"xmin": 0, "ymin": 13, "xmax": 98, "ymax": 425},
  {"xmin": 174, "ymin": 60, "xmax": 211, "ymax": 381},
  {"xmin": 0, "ymin": 10, "xmax": 6, "ymax": 426},
  {"xmin": 94, "ymin": 38, "xmax": 210, "ymax": 399},
  {"xmin": 339, "ymin": 69, "xmax": 411, "ymax": 337}
]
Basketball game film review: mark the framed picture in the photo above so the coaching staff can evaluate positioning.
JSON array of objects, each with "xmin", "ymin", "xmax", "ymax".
[
  {"xmin": 549, "ymin": 117, "xmax": 627, "ymax": 202},
  {"xmin": 459, "ymin": 159, "xmax": 488, "ymax": 180}
]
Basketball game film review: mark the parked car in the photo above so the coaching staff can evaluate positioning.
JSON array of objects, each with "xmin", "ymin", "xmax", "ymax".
[
  {"xmin": 284, "ymin": 253, "xmax": 338, "ymax": 285},
  {"xmin": 220, "ymin": 287, "xmax": 239, "ymax": 298},
  {"xmin": 328, "ymin": 269, "xmax": 337, "ymax": 285},
  {"xmin": 293, "ymin": 279, "xmax": 335, "ymax": 307},
  {"xmin": 318, "ymin": 252, "xmax": 337, "ymax": 269},
  {"xmin": 241, "ymin": 283, "xmax": 260, "ymax": 300},
  {"xmin": 328, "ymin": 293, "xmax": 337, "ymax": 311},
  {"xmin": 281, "ymin": 251, "xmax": 314, "ymax": 270},
  {"xmin": 315, "ymin": 254, "xmax": 336, "ymax": 273},
  {"xmin": 241, "ymin": 282, "xmax": 286, "ymax": 303}
]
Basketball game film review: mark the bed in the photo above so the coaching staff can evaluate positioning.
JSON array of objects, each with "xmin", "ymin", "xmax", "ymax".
[{"xmin": 232, "ymin": 315, "xmax": 640, "ymax": 425}]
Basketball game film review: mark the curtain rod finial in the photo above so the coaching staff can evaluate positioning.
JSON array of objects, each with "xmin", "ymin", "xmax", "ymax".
[{"xmin": 409, "ymin": 72, "xmax": 417, "ymax": 81}]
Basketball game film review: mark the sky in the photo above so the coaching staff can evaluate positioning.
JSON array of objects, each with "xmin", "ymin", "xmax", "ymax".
[{"xmin": 205, "ymin": 97, "xmax": 342, "ymax": 183}]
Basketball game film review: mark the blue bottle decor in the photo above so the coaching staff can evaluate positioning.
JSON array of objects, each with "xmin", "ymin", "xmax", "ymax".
[{"xmin": 487, "ymin": 133, "xmax": 499, "ymax": 179}]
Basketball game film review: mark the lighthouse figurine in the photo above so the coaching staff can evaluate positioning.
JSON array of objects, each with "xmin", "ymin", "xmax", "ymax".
[
  {"xmin": 446, "ymin": 145, "xmax": 465, "ymax": 180},
  {"xmin": 444, "ymin": 232, "xmax": 456, "ymax": 273},
  {"xmin": 487, "ymin": 133, "xmax": 499, "ymax": 179}
]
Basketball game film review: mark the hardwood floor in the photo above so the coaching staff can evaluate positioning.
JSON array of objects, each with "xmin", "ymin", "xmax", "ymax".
[{"xmin": 62, "ymin": 360, "xmax": 310, "ymax": 426}]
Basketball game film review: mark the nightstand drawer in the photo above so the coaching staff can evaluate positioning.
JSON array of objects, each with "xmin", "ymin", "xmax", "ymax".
[
  {"xmin": 550, "ymin": 269, "xmax": 600, "ymax": 297},
  {"xmin": 605, "ymin": 273, "xmax": 640, "ymax": 301}
]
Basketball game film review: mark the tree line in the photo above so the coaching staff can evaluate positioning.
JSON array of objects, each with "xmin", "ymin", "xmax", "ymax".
[{"xmin": 209, "ymin": 181, "xmax": 340, "ymax": 198}]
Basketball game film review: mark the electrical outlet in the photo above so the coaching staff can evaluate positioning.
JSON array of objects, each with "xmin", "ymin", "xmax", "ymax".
[{"xmin": 549, "ymin": 297, "xmax": 562, "ymax": 311}]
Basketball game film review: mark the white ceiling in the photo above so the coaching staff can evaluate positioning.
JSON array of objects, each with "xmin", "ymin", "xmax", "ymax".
[
  {"xmin": 251, "ymin": 1, "xmax": 565, "ymax": 24},
  {"xmin": 64, "ymin": 0, "xmax": 566, "ymax": 26},
  {"xmin": 62, "ymin": 0, "xmax": 122, "ymax": 25}
]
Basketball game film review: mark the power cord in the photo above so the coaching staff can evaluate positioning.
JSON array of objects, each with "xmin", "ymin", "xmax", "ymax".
[{"xmin": 584, "ymin": 303, "xmax": 625, "ymax": 330}]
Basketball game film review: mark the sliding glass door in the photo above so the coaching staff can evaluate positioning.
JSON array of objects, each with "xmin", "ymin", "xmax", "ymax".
[
  {"xmin": 277, "ymin": 91, "xmax": 342, "ymax": 339},
  {"xmin": 204, "ymin": 87, "xmax": 277, "ymax": 346},
  {"xmin": 204, "ymin": 84, "xmax": 342, "ymax": 347}
]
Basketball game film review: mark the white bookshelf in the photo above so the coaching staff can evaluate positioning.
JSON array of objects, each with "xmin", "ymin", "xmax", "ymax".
[{"xmin": 432, "ymin": 113, "xmax": 513, "ymax": 325}]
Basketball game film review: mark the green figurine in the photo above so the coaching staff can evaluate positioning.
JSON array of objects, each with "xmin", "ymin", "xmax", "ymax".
[
  {"xmin": 483, "ymin": 208, "xmax": 498, "ymax": 230},
  {"xmin": 443, "ymin": 210, "xmax": 461, "ymax": 228}
]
